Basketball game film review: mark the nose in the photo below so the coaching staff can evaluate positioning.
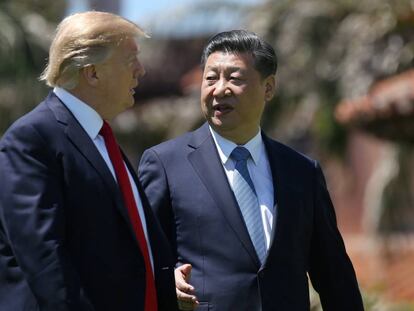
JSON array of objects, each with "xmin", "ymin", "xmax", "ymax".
[
  {"xmin": 212, "ymin": 77, "xmax": 227, "ymax": 97},
  {"xmin": 138, "ymin": 65, "xmax": 146, "ymax": 78},
  {"xmin": 134, "ymin": 59, "xmax": 146, "ymax": 79}
]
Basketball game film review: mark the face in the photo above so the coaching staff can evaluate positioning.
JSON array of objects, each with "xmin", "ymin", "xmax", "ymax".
[
  {"xmin": 95, "ymin": 37, "xmax": 145, "ymax": 120},
  {"xmin": 201, "ymin": 52, "xmax": 275, "ymax": 144}
]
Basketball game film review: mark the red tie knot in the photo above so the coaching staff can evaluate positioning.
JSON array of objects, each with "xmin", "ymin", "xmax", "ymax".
[{"xmin": 99, "ymin": 120, "xmax": 112, "ymax": 138}]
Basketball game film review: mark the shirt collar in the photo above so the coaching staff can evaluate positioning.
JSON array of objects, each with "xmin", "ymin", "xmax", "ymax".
[
  {"xmin": 209, "ymin": 126, "xmax": 263, "ymax": 165},
  {"xmin": 53, "ymin": 87, "xmax": 103, "ymax": 140}
]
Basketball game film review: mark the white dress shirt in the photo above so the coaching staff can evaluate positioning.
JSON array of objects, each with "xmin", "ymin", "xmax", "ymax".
[
  {"xmin": 53, "ymin": 87, "xmax": 154, "ymax": 268},
  {"xmin": 209, "ymin": 126, "xmax": 275, "ymax": 249}
]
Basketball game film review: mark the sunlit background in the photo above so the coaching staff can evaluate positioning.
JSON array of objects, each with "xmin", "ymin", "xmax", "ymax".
[{"xmin": 1, "ymin": 1, "xmax": 413, "ymax": 310}]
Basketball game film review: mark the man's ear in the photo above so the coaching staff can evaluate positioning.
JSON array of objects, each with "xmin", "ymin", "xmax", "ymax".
[
  {"xmin": 81, "ymin": 65, "xmax": 99, "ymax": 87},
  {"xmin": 264, "ymin": 75, "xmax": 276, "ymax": 102}
]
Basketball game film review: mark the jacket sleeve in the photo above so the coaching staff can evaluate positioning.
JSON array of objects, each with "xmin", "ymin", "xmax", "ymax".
[
  {"xmin": 308, "ymin": 162, "xmax": 364, "ymax": 311},
  {"xmin": 138, "ymin": 149, "xmax": 177, "ymax": 260},
  {"xmin": 0, "ymin": 123, "xmax": 94, "ymax": 311}
]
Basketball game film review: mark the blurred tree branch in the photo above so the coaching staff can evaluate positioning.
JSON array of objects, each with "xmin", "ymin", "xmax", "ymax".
[
  {"xmin": 0, "ymin": 0, "xmax": 65, "ymax": 135},
  {"xmin": 253, "ymin": 0, "xmax": 414, "ymax": 157}
]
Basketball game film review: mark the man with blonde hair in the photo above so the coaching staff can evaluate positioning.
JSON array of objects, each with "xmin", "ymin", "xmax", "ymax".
[{"xmin": 0, "ymin": 11, "xmax": 178, "ymax": 311}]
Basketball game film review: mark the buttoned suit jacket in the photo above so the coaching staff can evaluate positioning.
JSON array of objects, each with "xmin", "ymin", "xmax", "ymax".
[
  {"xmin": 138, "ymin": 123, "xmax": 364, "ymax": 311},
  {"xmin": 0, "ymin": 92, "xmax": 178, "ymax": 311}
]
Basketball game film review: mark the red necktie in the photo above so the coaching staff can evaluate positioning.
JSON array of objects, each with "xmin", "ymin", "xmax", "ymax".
[{"xmin": 99, "ymin": 121, "xmax": 158, "ymax": 311}]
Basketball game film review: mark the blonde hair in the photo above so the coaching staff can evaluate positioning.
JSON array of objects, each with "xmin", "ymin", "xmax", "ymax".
[{"xmin": 40, "ymin": 11, "xmax": 146, "ymax": 89}]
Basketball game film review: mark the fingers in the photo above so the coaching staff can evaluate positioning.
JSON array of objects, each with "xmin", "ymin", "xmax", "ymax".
[
  {"xmin": 176, "ymin": 287, "xmax": 198, "ymax": 303},
  {"xmin": 178, "ymin": 299, "xmax": 198, "ymax": 310},
  {"xmin": 177, "ymin": 287, "xmax": 199, "ymax": 311},
  {"xmin": 175, "ymin": 264, "xmax": 194, "ymax": 293},
  {"xmin": 175, "ymin": 264, "xmax": 199, "ymax": 310},
  {"xmin": 180, "ymin": 263, "xmax": 193, "ymax": 279}
]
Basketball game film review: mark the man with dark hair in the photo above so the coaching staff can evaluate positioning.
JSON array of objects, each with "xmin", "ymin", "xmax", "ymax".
[
  {"xmin": 139, "ymin": 30, "xmax": 364, "ymax": 311},
  {"xmin": 0, "ymin": 11, "xmax": 178, "ymax": 311}
]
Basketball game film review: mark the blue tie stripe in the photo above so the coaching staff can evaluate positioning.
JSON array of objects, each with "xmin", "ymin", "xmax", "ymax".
[{"xmin": 231, "ymin": 146, "xmax": 267, "ymax": 264}]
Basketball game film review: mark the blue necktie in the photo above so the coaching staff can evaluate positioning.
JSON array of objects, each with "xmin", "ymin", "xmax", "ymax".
[{"xmin": 231, "ymin": 146, "xmax": 267, "ymax": 264}]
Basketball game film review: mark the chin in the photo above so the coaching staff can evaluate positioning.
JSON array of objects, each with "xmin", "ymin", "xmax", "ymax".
[
  {"xmin": 209, "ymin": 118, "xmax": 223, "ymax": 128},
  {"xmin": 126, "ymin": 99, "xmax": 135, "ymax": 108},
  {"xmin": 212, "ymin": 117, "xmax": 236, "ymax": 128}
]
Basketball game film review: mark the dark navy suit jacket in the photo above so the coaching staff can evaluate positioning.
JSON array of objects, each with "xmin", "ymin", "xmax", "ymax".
[
  {"xmin": 0, "ymin": 92, "xmax": 178, "ymax": 311},
  {"xmin": 138, "ymin": 123, "xmax": 364, "ymax": 311}
]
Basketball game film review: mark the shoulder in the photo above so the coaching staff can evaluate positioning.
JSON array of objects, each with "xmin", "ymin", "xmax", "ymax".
[
  {"xmin": 0, "ymin": 94, "xmax": 65, "ymax": 152},
  {"xmin": 263, "ymin": 134, "xmax": 319, "ymax": 170},
  {"xmin": 150, "ymin": 132, "xmax": 192, "ymax": 154},
  {"xmin": 144, "ymin": 124, "xmax": 208, "ymax": 157},
  {"xmin": 139, "ymin": 125, "xmax": 210, "ymax": 173},
  {"xmin": 139, "ymin": 132, "xmax": 193, "ymax": 173},
  {"xmin": 2, "ymin": 102, "xmax": 51, "ymax": 142}
]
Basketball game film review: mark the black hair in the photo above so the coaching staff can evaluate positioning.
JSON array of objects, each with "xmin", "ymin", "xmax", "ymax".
[{"xmin": 201, "ymin": 30, "xmax": 277, "ymax": 78}]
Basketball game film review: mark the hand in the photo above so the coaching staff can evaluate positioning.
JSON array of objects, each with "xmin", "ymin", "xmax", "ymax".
[{"xmin": 175, "ymin": 264, "xmax": 199, "ymax": 310}]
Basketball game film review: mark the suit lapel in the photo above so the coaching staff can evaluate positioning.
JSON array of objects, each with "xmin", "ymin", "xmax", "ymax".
[
  {"xmin": 262, "ymin": 134, "xmax": 280, "ymax": 256},
  {"xmin": 187, "ymin": 124, "xmax": 261, "ymax": 267},
  {"xmin": 124, "ymin": 154, "xmax": 158, "ymax": 246},
  {"xmin": 124, "ymin": 156, "xmax": 175, "ymax": 271},
  {"xmin": 262, "ymin": 134, "xmax": 303, "ymax": 265},
  {"xmin": 45, "ymin": 92, "xmax": 132, "ymax": 231}
]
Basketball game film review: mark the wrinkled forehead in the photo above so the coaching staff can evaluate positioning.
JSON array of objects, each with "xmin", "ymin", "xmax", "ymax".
[
  {"xmin": 203, "ymin": 51, "xmax": 255, "ymax": 70},
  {"xmin": 118, "ymin": 36, "xmax": 140, "ymax": 51}
]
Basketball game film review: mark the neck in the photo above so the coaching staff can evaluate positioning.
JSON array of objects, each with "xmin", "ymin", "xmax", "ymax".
[{"xmin": 68, "ymin": 86, "xmax": 110, "ymax": 120}]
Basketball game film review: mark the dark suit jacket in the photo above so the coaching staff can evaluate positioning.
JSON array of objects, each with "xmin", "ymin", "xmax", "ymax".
[
  {"xmin": 0, "ymin": 92, "xmax": 178, "ymax": 311},
  {"xmin": 138, "ymin": 123, "xmax": 364, "ymax": 311}
]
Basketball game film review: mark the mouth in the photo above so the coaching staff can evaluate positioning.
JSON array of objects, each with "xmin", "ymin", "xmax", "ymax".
[
  {"xmin": 130, "ymin": 82, "xmax": 138, "ymax": 95},
  {"xmin": 131, "ymin": 78, "xmax": 139, "ymax": 93},
  {"xmin": 213, "ymin": 103, "xmax": 233, "ymax": 115}
]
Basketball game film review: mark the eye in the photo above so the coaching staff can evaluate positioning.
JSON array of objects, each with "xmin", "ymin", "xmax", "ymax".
[
  {"xmin": 204, "ymin": 75, "xmax": 217, "ymax": 85},
  {"xmin": 230, "ymin": 75, "xmax": 244, "ymax": 84}
]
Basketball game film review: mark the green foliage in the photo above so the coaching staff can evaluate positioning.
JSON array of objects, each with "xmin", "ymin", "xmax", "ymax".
[
  {"xmin": 257, "ymin": 0, "xmax": 414, "ymax": 157},
  {"xmin": 0, "ymin": 0, "xmax": 64, "ymax": 135}
]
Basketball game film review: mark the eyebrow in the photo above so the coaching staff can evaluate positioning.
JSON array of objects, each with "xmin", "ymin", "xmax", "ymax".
[{"xmin": 205, "ymin": 66, "xmax": 244, "ymax": 72}]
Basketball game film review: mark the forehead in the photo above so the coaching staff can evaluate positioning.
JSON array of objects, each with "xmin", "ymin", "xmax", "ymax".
[
  {"xmin": 113, "ymin": 36, "xmax": 140, "ymax": 56},
  {"xmin": 204, "ymin": 51, "xmax": 254, "ymax": 70}
]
